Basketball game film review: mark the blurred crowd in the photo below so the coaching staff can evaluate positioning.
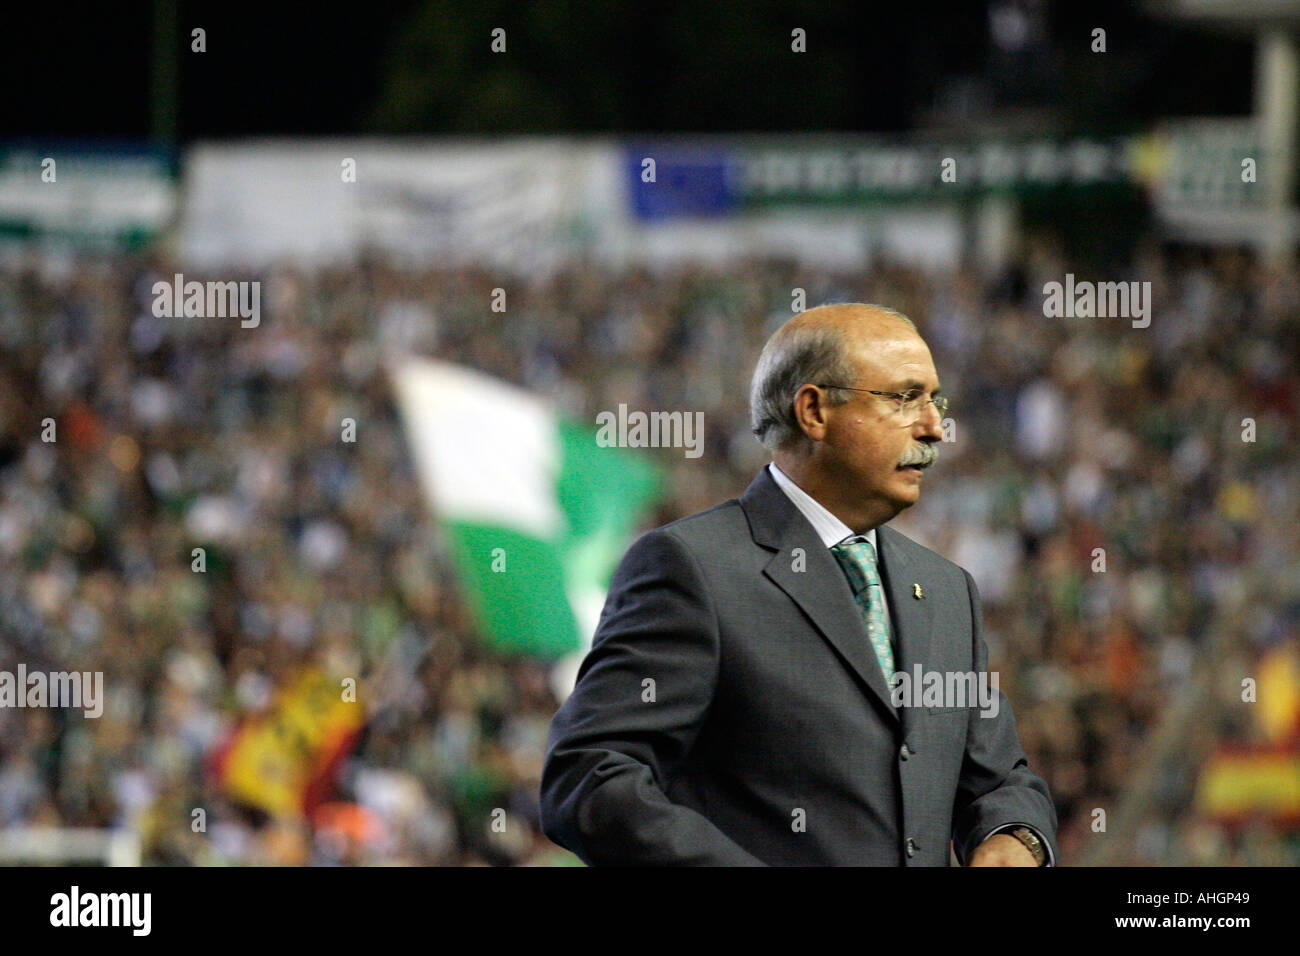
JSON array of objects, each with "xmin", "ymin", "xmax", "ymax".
[{"xmin": 0, "ymin": 237, "xmax": 1295, "ymax": 865}]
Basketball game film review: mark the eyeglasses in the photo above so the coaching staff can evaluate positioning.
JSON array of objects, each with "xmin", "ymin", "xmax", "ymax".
[{"xmin": 814, "ymin": 384, "xmax": 949, "ymax": 424}]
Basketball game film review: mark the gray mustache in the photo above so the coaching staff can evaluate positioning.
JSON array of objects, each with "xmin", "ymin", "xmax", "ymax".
[{"xmin": 899, "ymin": 443, "xmax": 938, "ymax": 468}]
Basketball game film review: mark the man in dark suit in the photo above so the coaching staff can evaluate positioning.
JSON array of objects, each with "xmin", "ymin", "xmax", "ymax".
[{"xmin": 540, "ymin": 303, "xmax": 1057, "ymax": 866}]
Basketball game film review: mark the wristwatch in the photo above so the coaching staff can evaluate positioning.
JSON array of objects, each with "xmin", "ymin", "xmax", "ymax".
[{"xmin": 1009, "ymin": 827, "xmax": 1047, "ymax": 866}]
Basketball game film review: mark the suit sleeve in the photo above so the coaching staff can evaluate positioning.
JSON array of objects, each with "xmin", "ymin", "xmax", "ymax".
[
  {"xmin": 539, "ymin": 528, "xmax": 765, "ymax": 865},
  {"xmin": 950, "ymin": 569, "xmax": 1060, "ymax": 865}
]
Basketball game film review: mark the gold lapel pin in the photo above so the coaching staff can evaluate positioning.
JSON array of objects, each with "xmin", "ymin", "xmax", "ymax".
[{"xmin": 913, "ymin": 583, "xmax": 924, "ymax": 599}]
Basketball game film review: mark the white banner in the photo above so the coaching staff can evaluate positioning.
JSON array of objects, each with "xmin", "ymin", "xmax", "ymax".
[{"xmin": 178, "ymin": 139, "xmax": 615, "ymax": 272}]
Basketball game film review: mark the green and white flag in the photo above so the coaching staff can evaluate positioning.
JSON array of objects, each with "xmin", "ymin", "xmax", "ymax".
[{"xmin": 391, "ymin": 358, "xmax": 660, "ymax": 663}]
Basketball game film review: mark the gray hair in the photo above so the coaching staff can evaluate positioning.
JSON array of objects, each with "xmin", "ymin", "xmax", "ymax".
[{"xmin": 749, "ymin": 303, "xmax": 916, "ymax": 453}]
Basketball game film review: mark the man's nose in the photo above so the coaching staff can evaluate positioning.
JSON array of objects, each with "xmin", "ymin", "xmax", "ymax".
[{"xmin": 913, "ymin": 401, "xmax": 944, "ymax": 439}]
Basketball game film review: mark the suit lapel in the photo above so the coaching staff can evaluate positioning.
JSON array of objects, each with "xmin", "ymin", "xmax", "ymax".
[
  {"xmin": 741, "ymin": 469, "xmax": 900, "ymax": 723},
  {"xmin": 876, "ymin": 524, "xmax": 935, "ymax": 743}
]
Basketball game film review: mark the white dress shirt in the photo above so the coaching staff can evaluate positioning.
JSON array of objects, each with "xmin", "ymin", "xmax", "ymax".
[{"xmin": 767, "ymin": 461, "xmax": 892, "ymax": 636}]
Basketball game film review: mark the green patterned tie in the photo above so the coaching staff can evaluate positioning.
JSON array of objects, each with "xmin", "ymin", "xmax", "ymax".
[{"xmin": 830, "ymin": 538, "xmax": 896, "ymax": 687}]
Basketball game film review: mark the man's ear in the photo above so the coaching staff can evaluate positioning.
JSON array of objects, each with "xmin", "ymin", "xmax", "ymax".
[{"xmin": 792, "ymin": 384, "xmax": 829, "ymax": 443}]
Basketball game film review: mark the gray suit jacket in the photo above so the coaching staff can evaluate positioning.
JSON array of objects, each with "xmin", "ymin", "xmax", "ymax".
[{"xmin": 540, "ymin": 467, "xmax": 1058, "ymax": 865}]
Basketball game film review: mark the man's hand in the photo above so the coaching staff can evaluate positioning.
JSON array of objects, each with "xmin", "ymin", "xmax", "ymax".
[{"xmin": 966, "ymin": 833, "xmax": 1039, "ymax": 867}]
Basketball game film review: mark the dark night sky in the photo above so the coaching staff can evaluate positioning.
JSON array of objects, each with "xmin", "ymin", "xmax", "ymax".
[{"xmin": 2, "ymin": 0, "xmax": 1254, "ymax": 142}]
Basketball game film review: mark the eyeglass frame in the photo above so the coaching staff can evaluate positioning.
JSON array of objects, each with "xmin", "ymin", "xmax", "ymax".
[{"xmin": 812, "ymin": 383, "xmax": 949, "ymax": 423}]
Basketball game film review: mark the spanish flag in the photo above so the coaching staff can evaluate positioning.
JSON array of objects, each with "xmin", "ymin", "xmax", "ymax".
[
  {"xmin": 1195, "ymin": 749, "xmax": 1300, "ymax": 825},
  {"xmin": 210, "ymin": 668, "xmax": 365, "ymax": 819},
  {"xmin": 1194, "ymin": 644, "xmax": 1300, "ymax": 826}
]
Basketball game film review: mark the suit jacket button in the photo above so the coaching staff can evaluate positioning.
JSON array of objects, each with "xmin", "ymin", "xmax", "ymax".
[
  {"xmin": 900, "ymin": 743, "xmax": 911, "ymax": 760},
  {"xmin": 906, "ymin": 838, "xmax": 918, "ymax": 858}
]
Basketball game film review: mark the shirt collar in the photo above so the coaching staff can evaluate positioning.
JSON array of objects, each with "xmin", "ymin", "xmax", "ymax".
[{"xmin": 767, "ymin": 462, "xmax": 877, "ymax": 551}]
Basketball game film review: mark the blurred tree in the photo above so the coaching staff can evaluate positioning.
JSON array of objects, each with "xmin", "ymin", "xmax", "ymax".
[{"xmin": 365, "ymin": 0, "xmax": 929, "ymax": 132}]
